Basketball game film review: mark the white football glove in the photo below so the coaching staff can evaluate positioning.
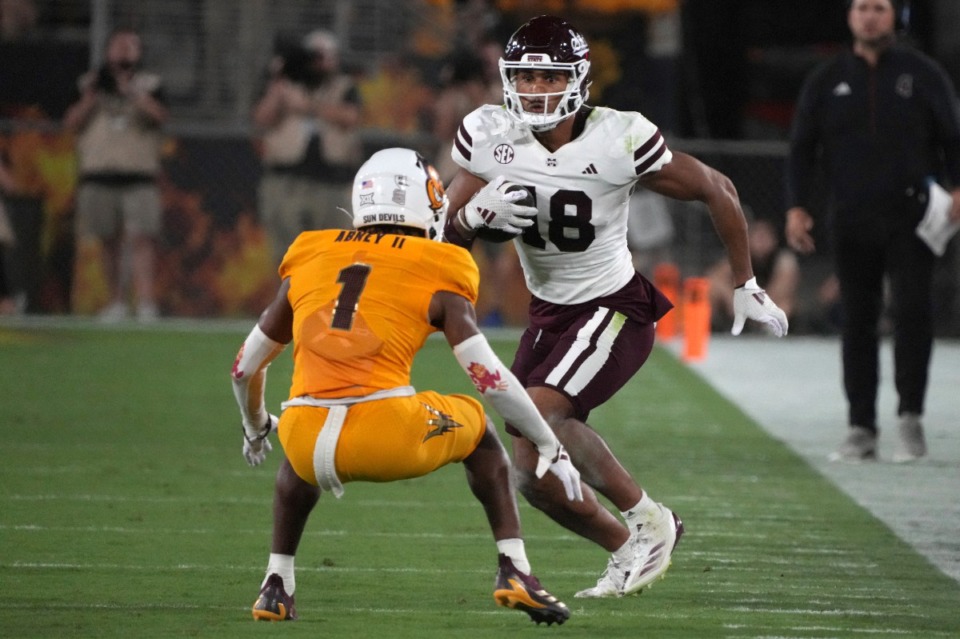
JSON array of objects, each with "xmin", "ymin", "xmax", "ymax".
[
  {"xmin": 534, "ymin": 442, "xmax": 584, "ymax": 502},
  {"xmin": 732, "ymin": 277, "xmax": 789, "ymax": 337},
  {"xmin": 242, "ymin": 414, "xmax": 278, "ymax": 467},
  {"xmin": 457, "ymin": 176, "xmax": 537, "ymax": 235}
]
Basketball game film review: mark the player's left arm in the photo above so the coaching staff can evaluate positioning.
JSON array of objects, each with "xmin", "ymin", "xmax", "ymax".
[
  {"xmin": 640, "ymin": 151, "xmax": 752, "ymax": 284},
  {"xmin": 430, "ymin": 290, "xmax": 583, "ymax": 501},
  {"xmin": 641, "ymin": 152, "xmax": 788, "ymax": 337},
  {"xmin": 230, "ymin": 280, "xmax": 294, "ymax": 466}
]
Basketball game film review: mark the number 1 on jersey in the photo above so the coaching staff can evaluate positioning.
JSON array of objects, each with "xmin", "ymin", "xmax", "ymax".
[{"xmin": 332, "ymin": 263, "xmax": 371, "ymax": 330}]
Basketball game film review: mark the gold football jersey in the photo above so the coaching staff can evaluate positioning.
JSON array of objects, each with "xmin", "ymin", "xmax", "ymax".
[{"xmin": 279, "ymin": 229, "xmax": 478, "ymax": 399}]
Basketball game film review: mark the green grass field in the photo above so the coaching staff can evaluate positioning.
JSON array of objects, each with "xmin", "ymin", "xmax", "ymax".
[{"xmin": 1, "ymin": 323, "xmax": 958, "ymax": 638}]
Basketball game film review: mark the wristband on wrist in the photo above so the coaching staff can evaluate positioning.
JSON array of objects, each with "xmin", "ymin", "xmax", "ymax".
[
  {"xmin": 442, "ymin": 212, "xmax": 475, "ymax": 248},
  {"xmin": 242, "ymin": 414, "xmax": 272, "ymax": 443}
]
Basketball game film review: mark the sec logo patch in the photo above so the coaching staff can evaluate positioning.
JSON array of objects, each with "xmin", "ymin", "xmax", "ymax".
[{"xmin": 494, "ymin": 144, "xmax": 514, "ymax": 164}]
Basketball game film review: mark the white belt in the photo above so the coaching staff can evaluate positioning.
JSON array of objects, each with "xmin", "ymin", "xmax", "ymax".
[
  {"xmin": 282, "ymin": 385, "xmax": 415, "ymax": 409},
  {"xmin": 292, "ymin": 386, "xmax": 416, "ymax": 498}
]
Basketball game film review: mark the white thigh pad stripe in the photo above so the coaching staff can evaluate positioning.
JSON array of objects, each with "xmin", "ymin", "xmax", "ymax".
[
  {"xmin": 544, "ymin": 308, "xmax": 624, "ymax": 395},
  {"xmin": 544, "ymin": 308, "xmax": 608, "ymax": 388},
  {"xmin": 564, "ymin": 312, "xmax": 626, "ymax": 395}
]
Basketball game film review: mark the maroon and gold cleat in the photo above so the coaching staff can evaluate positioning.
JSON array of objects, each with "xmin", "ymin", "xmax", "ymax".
[
  {"xmin": 252, "ymin": 573, "xmax": 297, "ymax": 621},
  {"xmin": 493, "ymin": 554, "xmax": 570, "ymax": 626}
]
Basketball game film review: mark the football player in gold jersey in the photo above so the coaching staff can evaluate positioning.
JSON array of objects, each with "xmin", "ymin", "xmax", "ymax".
[{"xmin": 231, "ymin": 148, "xmax": 582, "ymax": 625}]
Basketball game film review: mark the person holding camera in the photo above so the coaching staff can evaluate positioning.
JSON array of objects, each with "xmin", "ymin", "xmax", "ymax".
[
  {"xmin": 252, "ymin": 29, "xmax": 363, "ymax": 268},
  {"xmin": 63, "ymin": 28, "xmax": 168, "ymax": 322}
]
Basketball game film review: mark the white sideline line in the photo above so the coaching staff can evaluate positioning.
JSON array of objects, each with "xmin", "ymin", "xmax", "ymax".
[
  {"xmin": 0, "ymin": 314, "xmax": 527, "ymax": 339},
  {"xmin": 0, "ymin": 467, "xmax": 258, "ymax": 479},
  {"xmin": 5, "ymin": 561, "xmax": 470, "ymax": 573},
  {"xmin": 0, "ymin": 315, "xmax": 255, "ymax": 334},
  {"xmin": 2, "ymin": 561, "xmax": 599, "ymax": 579},
  {"xmin": 3, "ymin": 493, "xmax": 269, "ymax": 504},
  {"xmin": 1, "ymin": 494, "xmax": 480, "ymax": 508},
  {"xmin": 2, "ymin": 560, "xmax": 905, "ymax": 586},
  {"xmin": 731, "ymin": 595, "xmax": 915, "ymax": 604},
  {"xmin": 702, "ymin": 583, "xmax": 908, "ymax": 595},
  {"xmin": 0, "ymin": 523, "xmax": 576, "ymax": 543},
  {"xmin": 0, "ymin": 600, "xmax": 619, "ymax": 619},
  {"xmin": 722, "ymin": 624, "xmax": 923, "ymax": 636},
  {"xmin": 724, "ymin": 607, "xmax": 930, "ymax": 622},
  {"xmin": 0, "ymin": 521, "xmax": 807, "ymax": 543}
]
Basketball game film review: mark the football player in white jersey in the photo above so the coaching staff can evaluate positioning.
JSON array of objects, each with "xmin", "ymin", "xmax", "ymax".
[{"xmin": 441, "ymin": 15, "xmax": 788, "ymax": 599}]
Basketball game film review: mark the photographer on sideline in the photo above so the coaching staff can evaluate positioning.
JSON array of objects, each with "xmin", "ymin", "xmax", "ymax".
[
  {"xmin": 63, "ymin": 28, "xmax": 168, "ymax": 322},
  {"xmin": 252, "ymin": 29, "xmax": 363, "ymax": 268}
]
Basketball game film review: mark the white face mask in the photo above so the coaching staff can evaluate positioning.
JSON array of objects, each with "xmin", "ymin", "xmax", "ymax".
[{"xmin": 499, "ymin": 56, "xmax": 590, "ymax": 132}]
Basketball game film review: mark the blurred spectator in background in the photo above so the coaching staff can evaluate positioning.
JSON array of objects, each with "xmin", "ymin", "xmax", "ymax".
[
  {"xmin": 707, "ymin": 216, "xmax": 799, "ymax": 332},
  {"xmin": 809, "ymin": 272, "xmax": 843, "ymax": 335},
  {"xmin": 358, "ymin": 52, "xmax": 433, "ymax": 135},
  {"xmin": 433, "ymin": 52, "xmax": 494, "ymax": 184},
  {"xmin": 252, "ymin": 29, "xmax": 362, "ymax": 268},
  {"xmin": 432, "ymin": 50, "xmax": 516, "ymax": 325},
  {"xmin": 0, "ymin": 155, "xmax": 16, "ymax": 314},
  {"xmin": 627, "ymin": 188, "xmax": 675, "ymax": 275},
  {"xmin": 63, "ymin": 28, "xmax": 168, "ymax": 322},
  {"xmin": 785, "ymin": 0, "xmax": 960, "ymax": 463},
  {"xmin": 0, "ymin": 0, "xmax": 37, "ymax": 41}
]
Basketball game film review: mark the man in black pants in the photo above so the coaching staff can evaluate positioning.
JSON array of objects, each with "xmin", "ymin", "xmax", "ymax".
[{"xmin": 785, "ymin": 0, "xmax": 960, "ymax": 462}]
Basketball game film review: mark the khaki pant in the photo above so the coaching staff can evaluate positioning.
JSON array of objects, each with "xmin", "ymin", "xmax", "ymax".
[
  {"xmin": 75, "ymin": 182, "xmax": 162, "ymax": 238},
  {"xmin": 259, "ymin": 173, "xmax": 352, "ymax": 266}
]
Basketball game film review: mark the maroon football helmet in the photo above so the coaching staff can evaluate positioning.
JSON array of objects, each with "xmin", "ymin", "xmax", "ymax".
[{"xmin": 499, "ymin": 15, "xmax": 591, "ymax": 131}]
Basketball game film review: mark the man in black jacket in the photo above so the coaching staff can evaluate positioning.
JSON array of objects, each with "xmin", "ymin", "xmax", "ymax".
[{"xmin": 785, "ymin": 0, "xmax": 960, "ymax": 462}]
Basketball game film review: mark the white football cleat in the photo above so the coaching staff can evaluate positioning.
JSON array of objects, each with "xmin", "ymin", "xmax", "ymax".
[
  {"xmin": 575, "ymin": 503, "xmax": 684, "ymax": 599},
  {"xmin": 620, "ymin": 503, "xmax": 684, "ymax": 596},
  {"xmin": 573, "ymin": 557, "xmax": 623, "ymax": 599}
]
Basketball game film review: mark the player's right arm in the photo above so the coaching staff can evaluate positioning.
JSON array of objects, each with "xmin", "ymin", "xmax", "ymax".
[
  {"xmin": 230, "ymin": 279, "xmax": 293, "ymax": 466},
  {"xmin": 444, "ymin": 107, "xmax": 491, "ymax": 228},
  {"xmin": 442, "ymin": 168, "xmax": 488, "ymax": 247},
  {"xmin": 429, "ymin": 289, "xmax": 583, "ymax": 501},
  {"xmin": 442, "ymin": 108, "xmax": 537, "ymax": 247}
]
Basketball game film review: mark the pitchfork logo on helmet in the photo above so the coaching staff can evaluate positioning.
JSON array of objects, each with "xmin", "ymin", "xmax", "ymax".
[
  {"xmin": 499, "ymin": 15, "xmax": 591, "ymax": 132},
  {"xmin": 351, "ymin": 148, "xmax": 448, "ymax": 240}
]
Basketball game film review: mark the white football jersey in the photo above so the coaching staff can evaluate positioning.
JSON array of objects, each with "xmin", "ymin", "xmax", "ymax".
[{"xmin": 452, "ymin": 105, "xmax": 672, "ymax": 304}]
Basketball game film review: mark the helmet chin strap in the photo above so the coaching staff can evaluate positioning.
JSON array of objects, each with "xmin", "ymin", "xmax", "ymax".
[
  {"xmin": 527, "ymin": 119, "xmax": 561, "ymax": 133},
  {"xmin": 522, "ymin": 94, "xmax": 580, "ymax": 132}
]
